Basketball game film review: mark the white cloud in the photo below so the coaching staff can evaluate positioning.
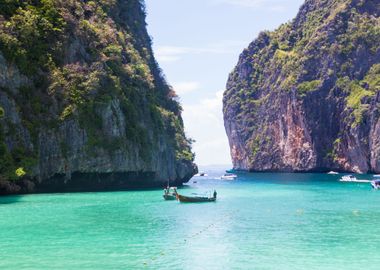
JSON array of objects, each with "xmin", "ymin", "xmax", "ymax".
[
  {"xmin": 172, "ymin": 81, "xmax": 200, "ymax": 95},
  {"xmin": 182, "ymin": 90, "xmax": 231, "ymax": 166},
  {"xmin": 214, "ymin": 0, "xmax": 288, "ymax": 11},
  {"xmin": 154, "ymin": 46, "xmax": 188, "ymax": 62},
  {"xmin": 221, "ymin": 0, "xmax": 266, "ymax": 7},
  {"xmin": 269, "ymin": 4, "xmax": 287, "ymax": 12},
  {"xmin": 154, "ymin": 41, "xmax": 245, "ymax": 63}
]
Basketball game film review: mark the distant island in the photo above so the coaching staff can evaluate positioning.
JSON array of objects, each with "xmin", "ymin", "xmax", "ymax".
[
  {"xmin": 0, "ymin": 0, "xmax": 197, "ymax": 195},
  {"xmin": 223, "ymin": 0, "xmax": 380, "ymax": 173}
]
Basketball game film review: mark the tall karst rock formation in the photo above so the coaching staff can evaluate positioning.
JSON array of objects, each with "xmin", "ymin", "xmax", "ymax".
[
  {"xmin": 0, "ymin": 0, "xmax": 197, "ymax": 194},
  {"xmin": 224, "ymin": 0, "xmax": 380, "ymax": 173}
]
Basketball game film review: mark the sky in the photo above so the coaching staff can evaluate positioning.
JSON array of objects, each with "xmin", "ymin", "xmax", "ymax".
[{"xmin": 145, "ymin": 0, "xmax": 304, "ymax": 166}]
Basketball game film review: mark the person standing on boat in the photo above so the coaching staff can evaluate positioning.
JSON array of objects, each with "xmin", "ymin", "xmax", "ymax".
[{"xmin": 213, "ymin": 190, "xmax": 217, "ymax": 199}]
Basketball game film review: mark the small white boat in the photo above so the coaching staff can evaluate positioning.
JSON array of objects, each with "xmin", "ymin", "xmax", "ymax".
[
  {"xmin": 221, "ymin": 173, "xmax": 237, "ymax": 180},
  {"xmin": 373, "ymin": 174, "xmax": 380, "ymax": 177},
  {"xmin": 340, "ymin": 175, "xmax": 357, "ymax": 182},
  {"xmin": 339, "ymin": 175, "xmax": 371, "ymax": 183},
  {"xmin": 327, "ymin": 171, "xmax": 339, "ymax": 174},
  {"xmin": 371, "ymin": 180, "xmax": 380, "ymax": 189}
]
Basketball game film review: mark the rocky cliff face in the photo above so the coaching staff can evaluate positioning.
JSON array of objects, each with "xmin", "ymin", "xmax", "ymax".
[
  {"xmin": 0, "ymin": 0, "xmax": 196, "ymax": 194},
  {"xmin": 223, "ymin": 0, "xmax": 380, "ymax": 173}
]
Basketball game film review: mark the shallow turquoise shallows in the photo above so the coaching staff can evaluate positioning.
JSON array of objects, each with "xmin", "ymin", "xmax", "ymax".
[{"xmin": 1, "ymin": 171, "xmax": 380, "ymax": 270}]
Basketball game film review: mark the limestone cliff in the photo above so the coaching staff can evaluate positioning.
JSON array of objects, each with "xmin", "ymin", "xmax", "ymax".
[
  {"xmin": 0, "ymin": 0, "xmax": 196, "ymax": 194},
  {"xmin": 223, "ymin": 0, "xmax": 380, "ymax": 173}
]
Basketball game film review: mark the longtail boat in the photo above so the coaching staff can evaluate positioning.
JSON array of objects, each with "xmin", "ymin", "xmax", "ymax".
[
  {"xmin": 176, "ymin": 191, "xmax": 217, "ymax": 203},
  {"xmin": 163, "ymin": 187, "xmax": 178, "ymax": 200}
]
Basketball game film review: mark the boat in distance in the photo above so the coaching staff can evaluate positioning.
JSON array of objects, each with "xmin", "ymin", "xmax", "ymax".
[
  {"xmin": 371, "ymin": 180, "xmax": 380, "ymax": 190},
  {"xmin": 194, "ymin": 172, "xmax": 208, "ymax": 177},
  {"xmin": 221, "ymin": 173, "xmax": 237, "ymax": 180},
  {"xmin": 176, "ymin": 190, "xmax": 217, "ymax": 203},
  {"xmin": 339, "ymin": 175, "xmax": 357, "ymax": 182},
  {"xmin": 339, "ymin": 175, "xmax": 371, "ymax": 183}
]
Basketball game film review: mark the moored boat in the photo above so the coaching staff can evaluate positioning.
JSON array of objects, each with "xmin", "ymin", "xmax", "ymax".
[
  {"xmin": 221, "ymin": 173, "xmax": 237, "ymax": 180},
  {"xmin": 194, "ymin": 172, "xmax": 208, "ymax": 177},
  {"xmin": 176, "ymin": 190, "xmax": 217, "ymax": 203},
  {"xmin": 371, "ymin": 180, "xmax": 380, "ymax": 190},
  {"xmin": 339, "ymin": 175, "xmax": 371, "ymax": 183},
  {"xmin": 339, "ymin": 175, "xmax": 358, "ymax": 182},
  {"xmin": 163, "ymin": 187, "xmax": 178, "ymax": 200},
  {"xmin": 327, "ymin": 171, "xmax": 339, "ymax": 174}
]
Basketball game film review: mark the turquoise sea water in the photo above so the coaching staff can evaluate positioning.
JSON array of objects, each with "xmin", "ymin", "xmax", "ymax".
[{"xmin": 1, "ymin": 171, "xmax": 380, "ymax": 270}]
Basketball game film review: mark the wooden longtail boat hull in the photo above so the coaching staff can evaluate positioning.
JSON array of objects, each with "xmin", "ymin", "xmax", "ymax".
[
  {"xmin": 176, "ymin": 194, "xmax": 216, "ymax": 203},
  {"xmin": 163, "ymin": 194, "xmax": 177, "ymax": 200}
]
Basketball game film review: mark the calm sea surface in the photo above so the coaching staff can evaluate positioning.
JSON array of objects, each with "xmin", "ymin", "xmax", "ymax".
[{"xmin": 1, "ymin": 171, "xmax": 380, "ymax": 269}]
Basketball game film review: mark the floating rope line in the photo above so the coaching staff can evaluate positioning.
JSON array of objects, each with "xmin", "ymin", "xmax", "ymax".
[
  {"xmin": 143, "ymin": 209, "xmax": 239, "ymax": 267},
  {"xmin": 183, "ymin": 209, "xmax": 238, "ymax": 243}
]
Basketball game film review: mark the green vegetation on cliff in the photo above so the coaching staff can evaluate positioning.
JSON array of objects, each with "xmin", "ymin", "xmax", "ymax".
[
  {"xmin": 0, "ymin": 0, "xmax": 195, "ymax": 185},
  {"xmin": 223, "ymin": 0, "xmax": 380, "ymax": 173}
]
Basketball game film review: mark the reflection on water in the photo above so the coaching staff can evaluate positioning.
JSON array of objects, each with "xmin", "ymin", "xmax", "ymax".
[{"xmin": 0, "ymin": 195, "xmax": 22, "ymax": 204}]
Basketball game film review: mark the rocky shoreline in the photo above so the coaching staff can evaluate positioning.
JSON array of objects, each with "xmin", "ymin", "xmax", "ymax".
[{"xmin": 0, "ymin": 167, "xmax": 197, "ymax": 195}]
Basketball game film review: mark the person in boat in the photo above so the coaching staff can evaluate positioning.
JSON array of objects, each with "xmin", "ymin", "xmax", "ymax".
[{"xmin": 213, "ymin": 190, "xmax": 217, "ymax": 199}]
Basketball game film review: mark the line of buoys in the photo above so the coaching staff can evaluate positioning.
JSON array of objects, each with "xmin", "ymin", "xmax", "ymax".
[{"xmin": 143, "ymin": 210, "xmax": 239, "ymax": 267}]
